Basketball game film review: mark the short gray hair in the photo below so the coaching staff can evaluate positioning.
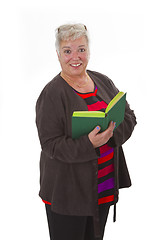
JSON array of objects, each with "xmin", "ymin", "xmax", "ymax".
[{"xmin": 55, "ymin": 23, "xmax": 89, "ymax": 53}]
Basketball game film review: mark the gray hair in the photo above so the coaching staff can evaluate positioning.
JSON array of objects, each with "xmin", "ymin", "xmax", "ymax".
[{"xmin": 55, "ymin": 23, "xmax": 89, "ymax": 54}]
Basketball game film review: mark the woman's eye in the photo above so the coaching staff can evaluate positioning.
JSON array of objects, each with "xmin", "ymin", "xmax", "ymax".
[
  {"xmin": 79, "ymin": 48, "xmax": 85, "ymax": 52},
  {"xmin": 64, "ymin": 50, "xmax": 71, "ymax": 54}
]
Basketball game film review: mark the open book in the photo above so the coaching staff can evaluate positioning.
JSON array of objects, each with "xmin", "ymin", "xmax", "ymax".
[{"xmin": 72, "ymin": 92, "xmax": 126, "ymax": 139}]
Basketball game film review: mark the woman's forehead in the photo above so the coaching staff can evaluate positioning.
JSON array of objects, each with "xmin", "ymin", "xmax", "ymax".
[{"xmin": 60, "ymin": 36, "xmax": 88, "ymax": 49}]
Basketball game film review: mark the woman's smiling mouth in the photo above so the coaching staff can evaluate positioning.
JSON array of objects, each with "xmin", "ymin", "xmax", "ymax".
[{"xmin": 70, "ymin": 63, "xmax": 82, "ymax": 67}]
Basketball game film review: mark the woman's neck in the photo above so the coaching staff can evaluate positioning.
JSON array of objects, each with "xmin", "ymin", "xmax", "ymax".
[
  {"xmin": 60, "ymin": 71, "xmax": 95, "ymax": 93},
  {"xmin": 60, "ymin": 71, "xmax": 89, "ymax": 88}
]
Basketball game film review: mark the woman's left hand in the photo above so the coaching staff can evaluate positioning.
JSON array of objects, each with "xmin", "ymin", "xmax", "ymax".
[{"xmin": 88, "ymin": 121, "xmax": 116, "ymax": 148}]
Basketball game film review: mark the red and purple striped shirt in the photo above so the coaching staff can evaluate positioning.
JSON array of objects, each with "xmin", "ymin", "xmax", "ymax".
[{"xmin": 74, "ymin": 84, "xmax": 115, "ymax": 206}]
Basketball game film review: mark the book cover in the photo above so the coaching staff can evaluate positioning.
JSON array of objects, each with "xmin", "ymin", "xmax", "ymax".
[{"xmin": 72, "ymin": 92, "xmax": 126, "ymax": 139}]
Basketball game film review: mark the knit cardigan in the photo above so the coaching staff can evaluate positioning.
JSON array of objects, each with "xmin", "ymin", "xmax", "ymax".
[{"xmin": 35, "ymin": 70, "xmax": 137, "ymax": 237}]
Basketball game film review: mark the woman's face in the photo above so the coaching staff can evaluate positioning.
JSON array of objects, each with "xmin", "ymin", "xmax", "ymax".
[{"xmin": 58, "ymin": 36, "xmax": 90, "ymax": 78}]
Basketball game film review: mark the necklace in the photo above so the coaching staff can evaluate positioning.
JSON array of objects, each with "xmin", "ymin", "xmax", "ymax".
[{"xmin": 61, "ymin": 72, "xmax": 90, "ymax": 88}]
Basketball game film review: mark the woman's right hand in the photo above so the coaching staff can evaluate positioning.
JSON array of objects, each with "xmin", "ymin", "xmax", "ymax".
[{"xmin": 88, "ymin": 121, "xmax": 116, "ymax": 148}]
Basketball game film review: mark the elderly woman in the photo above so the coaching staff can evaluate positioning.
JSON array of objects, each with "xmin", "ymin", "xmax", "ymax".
[{"xmin": 36, "ymin": 23, "xmax": 137, "ymax": 240}]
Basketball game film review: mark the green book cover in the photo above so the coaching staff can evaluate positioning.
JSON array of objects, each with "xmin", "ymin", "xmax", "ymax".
[{"xmin": 72, "ymin": 92, "xmax": 126, "ymax": 139}]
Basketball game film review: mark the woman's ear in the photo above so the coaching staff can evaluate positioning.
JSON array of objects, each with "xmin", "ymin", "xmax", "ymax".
[{"xmin": 56, "ymin": 50, "xmax": 60, "ymax": 61}]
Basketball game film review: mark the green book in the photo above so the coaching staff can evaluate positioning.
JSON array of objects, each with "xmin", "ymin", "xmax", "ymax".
[{"xmin": 72, "ymin": 92, "xmax": 126, "ymax": 139}]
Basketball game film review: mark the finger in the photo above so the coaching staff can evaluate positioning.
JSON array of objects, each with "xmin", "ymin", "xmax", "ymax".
[
  {"xmin": 108, "ymin": 121, "xmax": 116, "ymax": 130},
  {"xmin": 92, "ymin": 126, "xmax": 101, "ymax": 136}
]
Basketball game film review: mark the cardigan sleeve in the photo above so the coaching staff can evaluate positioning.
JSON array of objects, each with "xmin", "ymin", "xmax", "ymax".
[
  {"xmin": 106, "ymin": 77, "xmax": 137, "ymax": 147},
  {"xmin": 35, "ymin": 85, "xmax": 98, "ymax": 164}
]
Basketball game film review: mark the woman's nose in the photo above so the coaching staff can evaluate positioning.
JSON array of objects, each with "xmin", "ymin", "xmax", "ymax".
[{"xmin": 72, "ymin": 51, "xmax": 80, "ymax": 60}]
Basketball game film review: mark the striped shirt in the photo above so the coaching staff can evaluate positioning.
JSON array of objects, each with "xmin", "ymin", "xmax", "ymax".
[
  {"xmin": 42, "ymin": 84, "xmax": 115, "ymax": 206},
  {"xmin": 75, "ymin": 84, "xmax": 115, "ymax": 206}
]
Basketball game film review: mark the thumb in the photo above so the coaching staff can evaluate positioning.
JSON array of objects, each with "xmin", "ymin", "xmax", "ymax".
[{"xmin": 92, "ymin": 126, "xmax": 101, "ymax": 135}]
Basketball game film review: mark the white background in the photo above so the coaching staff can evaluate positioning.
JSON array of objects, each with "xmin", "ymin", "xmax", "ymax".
[{"xmin": 0, "ymin": 0, "xmax": 160, "ymax": 239}]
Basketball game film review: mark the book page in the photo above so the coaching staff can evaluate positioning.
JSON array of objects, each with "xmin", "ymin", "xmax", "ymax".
[
  {"xmin": 72, "ymin": 111, "xmax": 105, "ymax": 118},
  {"xmin": 105, "ymin": 92, "xmax": 125, "ymax": 114}
]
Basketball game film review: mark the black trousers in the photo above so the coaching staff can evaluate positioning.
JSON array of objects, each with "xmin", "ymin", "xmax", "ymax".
[{"xmin": 45, "ymin": 203, "xmax": 110, "ymax": 240}]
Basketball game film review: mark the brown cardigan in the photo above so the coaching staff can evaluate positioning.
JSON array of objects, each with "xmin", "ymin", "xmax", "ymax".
[{"xmin": 36, "ymin": 70, "xmax": 137, "ymax": 237}]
